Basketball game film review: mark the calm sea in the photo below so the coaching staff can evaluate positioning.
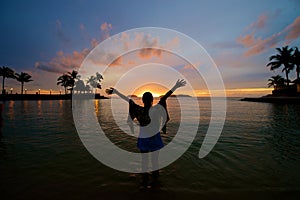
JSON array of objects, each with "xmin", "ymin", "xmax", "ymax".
[{"xmin": 0, "ymin": 98, "xmax": 300, "ymax": 199}]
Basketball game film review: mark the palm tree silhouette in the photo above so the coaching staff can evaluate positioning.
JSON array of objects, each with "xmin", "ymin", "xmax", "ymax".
[
  {"xmin": 15, "ymin": 72, "xmax": 33, "ymax": 94},
  {"xmin": 267, "ymin": 46, "xmax": 294, "ymax": 86},
  {"xmin": 87, "ymin": 72, "xmax": 103, "ymax": 93},
  {"xmin": 267, "ymin": 75, "xmax": 285, "ymax": 90},
  {"xmin": 67, "ymin": 70, "xmax": 80, "ymax": 94},
  {"xmin": 293, "ymin": 47, "xmax": 300, "ymax": 81},
  {"xmin": 73, "ymin": 79, "xmax": 87, "ymax": 93},
  {"xmin": 57, "ymin": 74, "xmax": 70, "ymax": 94},
  {"xmin": 0, "ymin": 66, "xmax": 15, "ymax": 94}
]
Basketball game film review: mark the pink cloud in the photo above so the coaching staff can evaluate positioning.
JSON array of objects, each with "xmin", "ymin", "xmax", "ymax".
[
  {"xmin": 37, "ymin": 22, "xmax": 115, "ymax": 73},
  {"xmin": 237, "ymin": 16, "xmax": 300, "ymax": 56},
  {"xmin": 79, "ymin": 23, "xmax": 85, "ymax": 31},
  {"xmin": 285, "ymin": 16, "xmax": 300, "ymax": 41},
  {"xmin": 35, "ymin": 49, "xmax": 90, "ymax": 73},
  {"xmin": 100, "ymin": 22, "xmax": 112, "ymax": 40},
  {"xmin": 54, "ymin": 19, "xmax": 70, "ymax": 45},
  {"xmin": 37, "ymin": 24, "xmax": 182, "ymax": 74},
  {"xmin": 244, "ymin": 32, "xmax": 282, "ymax": 56},
  {"xmin": 246, "ymin": 14, "xmax": 268, "ymax": 31},
  {"xmin": 237, "ymin": 32, "xmax": 262, "ymax": 48},
  {"xmin": 90, "ymin": 38, "xmax": 99, "ymax": 48}
]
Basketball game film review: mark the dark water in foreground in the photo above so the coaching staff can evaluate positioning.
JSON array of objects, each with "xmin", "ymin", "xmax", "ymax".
[{"xmin": 0, "ymin": 98, "xmax": 300, "ymax": 199}]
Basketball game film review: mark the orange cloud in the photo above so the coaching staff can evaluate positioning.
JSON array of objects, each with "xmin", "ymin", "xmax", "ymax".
[
  {"xmin": 138, "ymin": 48, "xmax": 162, "ymax": 59},
  {"xmin": 100, "ymin": 22, "xmax": 112, "ymax": 31},
  {"xmin": 109, "ymin": 56, "xmax": 123, "ymax": 67},
  {"xmin": 183, "ymin": 64, "xmax": 195, "ymax": 69}
]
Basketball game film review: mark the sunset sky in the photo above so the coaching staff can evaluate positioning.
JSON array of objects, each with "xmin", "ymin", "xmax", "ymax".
[{"xmin": 1, "ymin": 0, "xmax": 300, "ymax": 97}]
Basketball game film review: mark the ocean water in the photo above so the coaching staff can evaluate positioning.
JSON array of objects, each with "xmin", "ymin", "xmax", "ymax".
[{"xmin": 0, "ymin": 98, "xmax": 300, "ymax": 199}]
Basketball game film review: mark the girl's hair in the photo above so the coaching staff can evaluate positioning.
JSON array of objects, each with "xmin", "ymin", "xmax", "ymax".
[{"xmin": 142, "ymin": 92, "xmax": 153, "ymax": 105}]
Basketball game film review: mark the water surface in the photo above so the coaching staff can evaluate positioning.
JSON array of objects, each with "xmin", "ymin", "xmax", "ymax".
[{"xmin": 0, "ymin": 98, "xmax": 300, "ymax": 199}]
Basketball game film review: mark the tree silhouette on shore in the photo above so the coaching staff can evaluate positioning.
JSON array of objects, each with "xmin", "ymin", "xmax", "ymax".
[
  {"xmin": 293, "ymin": 47, "xmax": 300, "ymax": 81},
  {"xmin": 15, "ymin": 72, "xmax": 33, "ymax": 94},
  {"xmin": 57, "ymin": 70, "xmax": 81, "ymax": 94},
  {"xmin": 87, "ymin": 72, "xmax": 103, "ymax": 93},
  {"xmin": 267, "ymin": 46, "xmax": 294, "ymax": 86},
  {"xmin": 267, "ymin": 75, "xmax": 285, "ymax": 90},
  {"xmin": 0, "ymin": 66, "xmax": 15, "ymax": 94},
  {"xmin": 57, "ymin": 74, "xmax": 71, "ymax": 94},
  {"xmin": 67, "ymin": 70, "xmax": 80, "ymax": 94}
]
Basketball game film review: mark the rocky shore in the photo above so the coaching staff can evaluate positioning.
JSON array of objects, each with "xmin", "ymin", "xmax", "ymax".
[{"xmin": 241, "ymin": 95, "xmax": 300, "ymax": 104}]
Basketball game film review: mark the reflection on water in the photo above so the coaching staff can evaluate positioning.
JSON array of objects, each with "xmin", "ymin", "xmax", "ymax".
[
  {"xmin": 0, "ymin": 98, "xmax": 300, "ymax": 199},
  {"xmin": 268, "ymin": 104, "xmax": 300, "ymax": 162}
]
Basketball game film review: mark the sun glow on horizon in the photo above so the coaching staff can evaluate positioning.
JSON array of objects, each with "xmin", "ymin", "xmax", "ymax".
[{"xmin": 133, "ymin": 83, "xmax": 168, "ymax": 98}]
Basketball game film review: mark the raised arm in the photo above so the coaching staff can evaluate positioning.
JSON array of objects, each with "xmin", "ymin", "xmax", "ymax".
[
  {"xmin": 160, "ymin": 79, "xmax": 186, "ymax": 101},
  {"xmin": 105, "ymin": 87, "xmax": 130, "ymax": 102}
]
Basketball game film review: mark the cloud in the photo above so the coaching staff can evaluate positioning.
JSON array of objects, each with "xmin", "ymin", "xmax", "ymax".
[
  {"xmin": 183, "ymin": 64, "xmax": 195, "ymax": 69},
  {"xmin": 79, "ymin": 23, "xmax": 85, "ymax": 31},
  {"xmin": 100, "ymin": 22, "xmax": 112, "ymax": 40},
  {"xmin": 54, "ymin": 20, "xmax": 70, "ymax": 46},
  {"xmin": 109, "ymin": 56, "xmax": 123, "ymax": 67},
  {"xmin": 88, "ymin": 38, "xmax": 99, "ymax": 49},
  {"xmin": 37, "ymin": 22, "xmax": 115, "ymax": 73},
  {"xmin": 246, "ymin": 14, "xmax": 268, "ymax": 31},
  {"xmin": 37, "ymin": 23, "xmax": 181, "ymax": 73},
  {"xmin": 237, "ymin": 32, "xmax": 262, "ymax": 48},
  {"xmin": 98, "ymin": 33, "xmax": 178, "ymax": 68},
  {"xmin": 35, "ymin": 49, "xmax": 90, "ymax": 73},
  {"xmin": 285, "ymin": 16, "xmax": 300, "ymax": 42},
  {"xmin": 100, "ymin": 22, "xmax": 112, "ymax": 31},
  {"xmin": 137, "ymin": 35, "xmax": 162, "ymax": 59},
  {"xmin": 138, "ymin": 48, "xmax": 162, "ymax": 59},
  {"xmin": 237, "ymin": 16, "xmax": 300, "ymax": 56}
]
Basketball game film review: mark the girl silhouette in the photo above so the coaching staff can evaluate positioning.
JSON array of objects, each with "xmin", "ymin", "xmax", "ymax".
[{"xmin": 106, "ymin": 79, "xmax": 186, "ymax": 188}]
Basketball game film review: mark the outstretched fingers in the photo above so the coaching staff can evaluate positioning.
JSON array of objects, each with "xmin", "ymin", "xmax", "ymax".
[
  {"xmin": 176, "ymin": 79, "xmax": 186, "ymax": 88},
  {"xmin": 105, "ymin": 87, "xmax": 115, "ymax": 95}
]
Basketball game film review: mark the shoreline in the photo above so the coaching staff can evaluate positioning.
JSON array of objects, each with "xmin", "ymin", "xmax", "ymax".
[
  {"xmin": 0, "ymin": 94, "xmax": 109, "ymax": 101},
  {"xmin": 241, "ymin": 95, "xmax": 300, "ymax": 104}
]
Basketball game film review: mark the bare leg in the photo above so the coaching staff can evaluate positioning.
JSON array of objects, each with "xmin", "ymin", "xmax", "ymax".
[
  {"xmin": 141, "ymin": 151, "xmax": 149, "ymax": 188},
  {"xmin": 151, "ymin": 150, "xmax": 159, "ymax": 171},
  {"xmin": 151, "ymin": 151, "xmax": 160, "ymax": 187}
]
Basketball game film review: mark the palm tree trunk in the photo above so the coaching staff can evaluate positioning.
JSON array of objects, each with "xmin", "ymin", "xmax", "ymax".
[
  {"xmin": 297, "ymin": 65, "xmax": 299, "ymax": 80},
  {"xmin": 285, "ymin": 70, "xmax": 289, "ymax": 86},
  {"xmin": 21, "ymin": 82, "xmax": 24, "ymax": 95},
  {"xmin": 64, "ymin": 87, "xmax": 67, "ymax": 94},
  {"xmin": 2, "ymin": 76, "xmax": 5, "ymax": 94}
]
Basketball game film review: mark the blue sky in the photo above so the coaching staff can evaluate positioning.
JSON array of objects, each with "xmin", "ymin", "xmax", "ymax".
[{"xmin": 1, "ymin": 0, "xmax": 300, "ymax": 96}]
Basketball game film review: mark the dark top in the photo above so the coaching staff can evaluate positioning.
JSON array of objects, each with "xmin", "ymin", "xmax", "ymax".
[{"xmin": 128, "ymin": 98, "xmax": 170, "ymax": 152}]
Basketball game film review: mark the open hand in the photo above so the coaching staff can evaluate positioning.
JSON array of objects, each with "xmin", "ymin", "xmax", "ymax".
[
  {"xmin": 175, "ymin": 79, "xmax": 186, "ymax": 88},
  {"xmin": 105, "ymin": 87, "xmax": 115, "ymax": 95}
]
